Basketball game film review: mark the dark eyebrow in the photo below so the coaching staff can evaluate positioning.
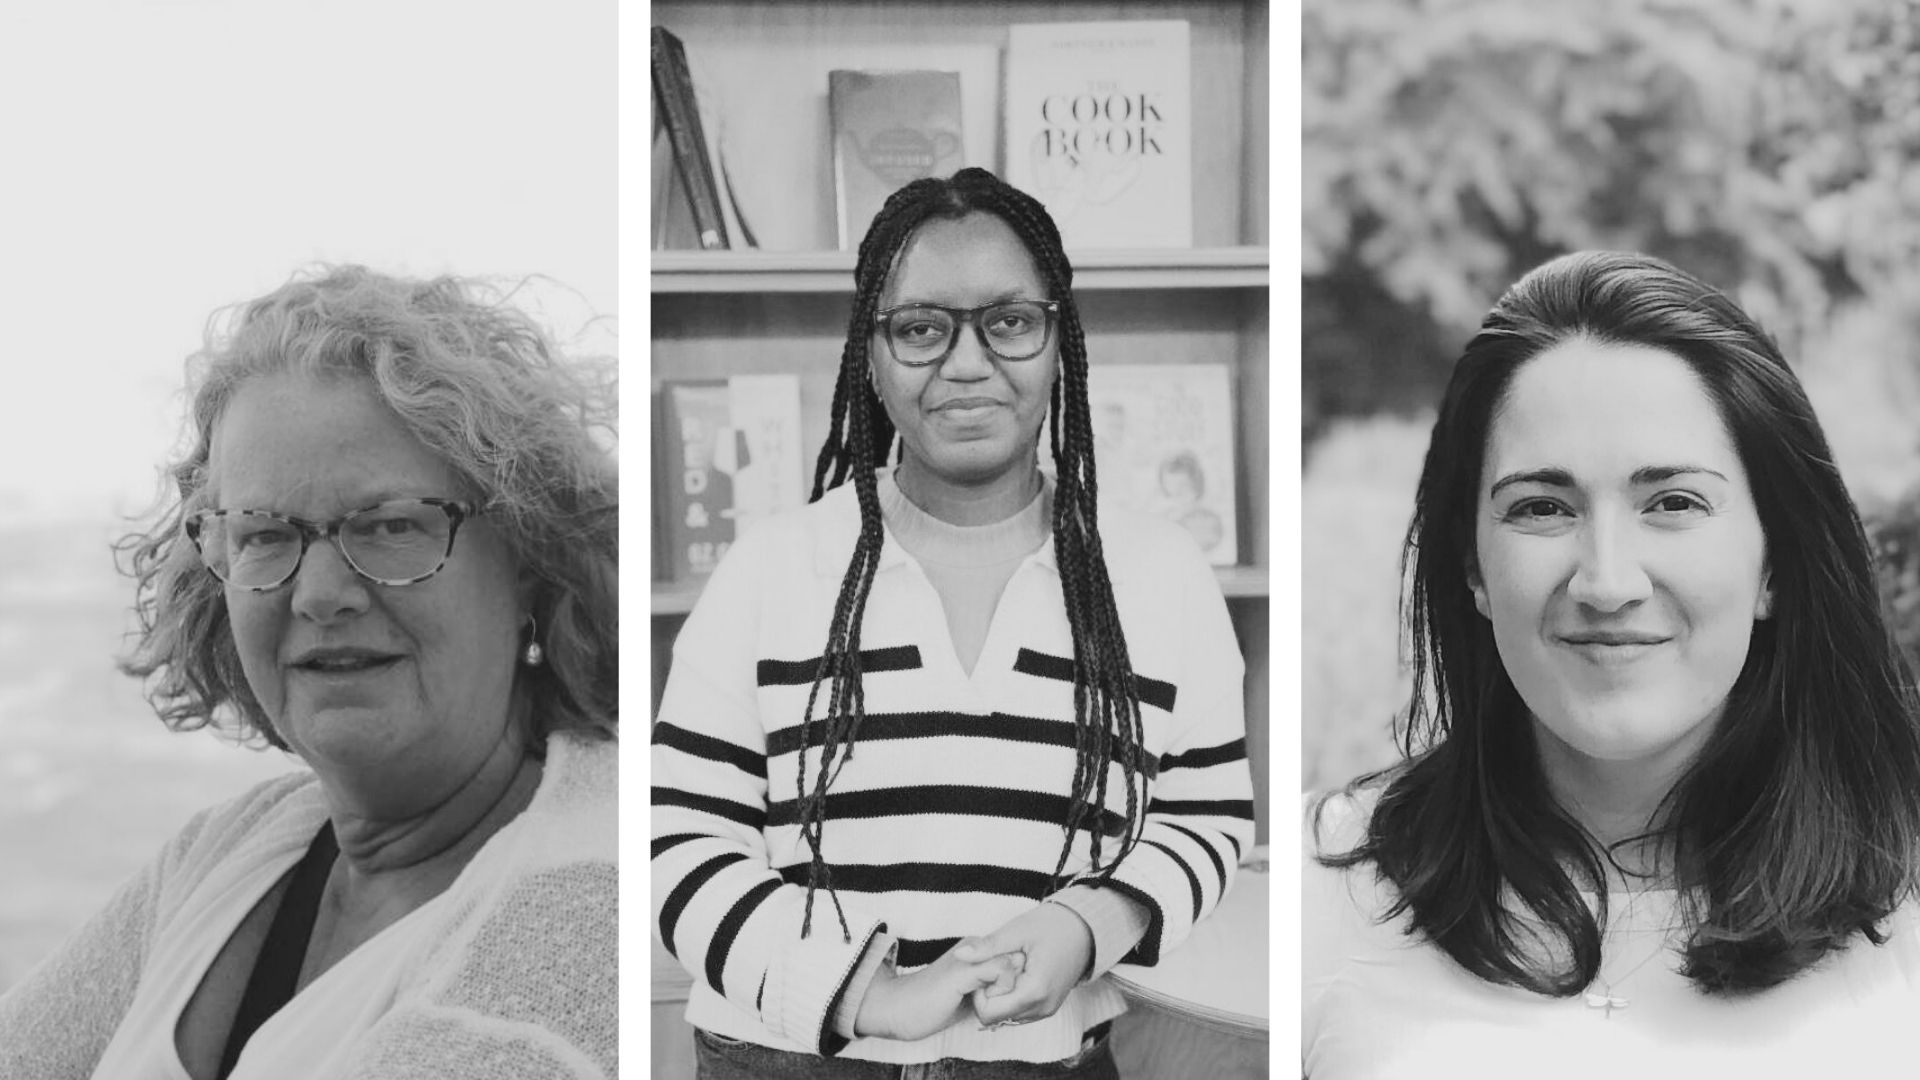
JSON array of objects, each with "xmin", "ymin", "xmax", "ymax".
[
  {"xmin": 1488, "ymin": 464, "xmax": 1729, "ymax": 499},
  {"xmin": 1631, "ymin": 464, "xmax": 1728, "ymax": 485},
  {"xmin": 1488, "ymin": 467, "xmax": 1573, "ymax": 499}
]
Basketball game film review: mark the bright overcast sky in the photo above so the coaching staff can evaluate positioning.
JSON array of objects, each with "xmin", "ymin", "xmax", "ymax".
[{"xmin": 0, "ymin": 0, "xmax": 615, "ymax": 522}]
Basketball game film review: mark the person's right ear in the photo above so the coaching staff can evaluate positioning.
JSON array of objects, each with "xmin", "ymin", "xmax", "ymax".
[{"xmin": 1466, "ymin": 559, "xmax": 1491, "ymax": 620}]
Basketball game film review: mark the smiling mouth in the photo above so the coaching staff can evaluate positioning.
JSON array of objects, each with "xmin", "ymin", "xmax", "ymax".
[
  {"xmin": 1558, "ymin": 636, "xmax": 1670, "ymax": 664},
  {"xmin": 1560, "ymin": 635, "xmax": 1670, "ymax": 647}
]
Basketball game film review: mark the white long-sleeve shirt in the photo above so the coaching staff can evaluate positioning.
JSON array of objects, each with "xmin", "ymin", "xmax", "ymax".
[{"xmin": 652, "ymin": 473, "xmax": 1255, "ymax": 1065}]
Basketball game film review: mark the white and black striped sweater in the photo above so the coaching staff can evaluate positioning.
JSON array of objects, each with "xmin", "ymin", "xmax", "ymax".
[{"xmin": 652, "ymin": 478, "xmax": 1255, "ymax": 1064}]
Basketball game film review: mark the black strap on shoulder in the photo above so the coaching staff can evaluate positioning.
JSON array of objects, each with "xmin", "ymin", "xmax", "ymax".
[{"xmin": 217, "ymin": 821, "xmax": 339, "ymax": 1080}]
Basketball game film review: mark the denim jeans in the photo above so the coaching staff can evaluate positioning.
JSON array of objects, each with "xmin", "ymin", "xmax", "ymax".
[{"xmin": 691, "ymin": 1025, "xmax": 1120, "ymax": 1080}]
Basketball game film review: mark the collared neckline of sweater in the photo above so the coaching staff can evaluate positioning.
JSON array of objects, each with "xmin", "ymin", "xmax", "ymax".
[
  {"xmin": 875, "ymin": 467, "xmax": 1052, "ymax": 675},
  {"xmin": 876, "ymin": 466, "xmax": 1052, "ymax": 568}
]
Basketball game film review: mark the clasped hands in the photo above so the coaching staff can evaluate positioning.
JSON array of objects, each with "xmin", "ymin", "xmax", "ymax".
[{"xmin": 853, "ymin": 902, "xmax": 1095, "ymax": 1042}]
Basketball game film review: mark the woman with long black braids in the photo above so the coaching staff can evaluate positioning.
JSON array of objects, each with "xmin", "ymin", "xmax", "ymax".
[{"xmin": 653, "ymin": 168, "xmax": 1254, "ymax": 1078}]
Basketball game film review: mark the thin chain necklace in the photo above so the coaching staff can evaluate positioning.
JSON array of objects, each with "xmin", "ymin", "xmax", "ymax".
[{"xmin": 1583, "ymin": 882, "xmax": 1677, "ymax": 1018}]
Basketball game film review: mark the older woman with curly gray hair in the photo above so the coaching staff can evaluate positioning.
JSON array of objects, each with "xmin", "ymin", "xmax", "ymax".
[{"xmin": 0, "ymin": 266, "xmax": 617, "ymax": 1080}]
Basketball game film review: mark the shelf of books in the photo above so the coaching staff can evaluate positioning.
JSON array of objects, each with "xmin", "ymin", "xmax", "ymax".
[
  {"xmin": 652, "ymin": 2, "xmax": 1266, "ymax": 252},
  {"xmin": 652, "ymin": 358, "xmax": 1262, "ymax": 602},
  {"xmin": 652, "ymin": 247, "xmax": 1270, "ymax": 294}
]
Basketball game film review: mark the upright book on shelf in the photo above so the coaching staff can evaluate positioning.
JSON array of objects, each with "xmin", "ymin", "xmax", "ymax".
[
  {"xmin": 652, "ymin": 91, "xmax": 703, "ymax": 251},
  {"xmin": 829, "ymin": 69, "xmax": 965, "ymax": 249},
  {"xmin": 1004, "ymin": 20, "xmax": 1192, "ymax": 249},
  {"xmin": 652, "ymin": 25, "xmax": 730, "ymax": 250},
  {"xmin": 657, "ymin": 376, "xmax": 805, "ymax": 580},
  {"xmin": 1083, "ymin": 363, "xmax": 1237, "ymax": 565}
]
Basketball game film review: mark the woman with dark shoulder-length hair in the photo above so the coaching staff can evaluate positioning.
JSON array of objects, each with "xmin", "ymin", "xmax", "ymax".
[
  {"xmin": 653, "ymin": 167, "xmax": 1254, "ymax": 1078},
  {"xmin": 1305, "ymin": 250, "xmax": 1920, "ymax": 1076},
  {"xmin": 0, "ymin": 266, "xmax": 617, "ymax": 1078}
]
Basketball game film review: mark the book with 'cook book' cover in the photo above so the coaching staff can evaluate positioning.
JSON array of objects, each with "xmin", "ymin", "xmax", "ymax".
[{"xmin": 1004, "ymin": 20, "xmax": 1192, "ymax": 249}]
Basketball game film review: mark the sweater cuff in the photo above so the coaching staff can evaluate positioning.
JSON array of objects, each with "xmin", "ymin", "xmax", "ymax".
[
  {"xmin": 762, "ymin": 909, "xmax": 886, "ymax": 1055},
  {"xmin": 829, "ymin": 931, "xmax": 898, "ymax": 1041},
  {"xmin": 1046, "ymin": 886, "xmax": 1150, "ymax": 982}
]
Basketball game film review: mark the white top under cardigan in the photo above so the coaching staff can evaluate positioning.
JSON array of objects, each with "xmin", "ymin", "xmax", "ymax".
[
  {"xmin": 1304, "ymin": 790, "xmax": 1920, "ymax": 1079},
  {"xmin": 652, "ymin": 471, "xmax": 1255, "ymax": 1064},
  {"xmin": 0, "ymin": 731, "xmax": 617, "ymax": 1079}
]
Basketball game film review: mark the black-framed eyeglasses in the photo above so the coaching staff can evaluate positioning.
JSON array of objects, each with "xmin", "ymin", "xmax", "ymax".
[
  {"xmin": 184, "ymin": 497, "xmax": 485, "ymax": 592},
  {"xmin": 873, "ymin": 300, "xmax": 1060, "ymax": 366}
]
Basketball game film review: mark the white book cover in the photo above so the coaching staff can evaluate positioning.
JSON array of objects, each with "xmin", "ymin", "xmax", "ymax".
[
  {"xmin": 1084, "ymin": 363, "xmax": 1237, "ymax": 565},
  {"xmin": 1004, "ymin": 20, "xmax": 1192, "ymax": 249},
  {"xmin": 716, "ymin": 375, "xmax": 804, "ymax": 539}
]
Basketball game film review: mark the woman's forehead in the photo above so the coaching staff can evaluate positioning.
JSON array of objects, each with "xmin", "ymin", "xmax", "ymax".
[
  {"xmin": 884, "ymin": 214, "xmax": 1044, "ymax": 305},
  {"xmin": 208, "ymin": 373, "xmax": 461, "ymax": 511},
  {"xmin": 1482, "ymin": 338, "xmax": 1744, "ymax": 487}
]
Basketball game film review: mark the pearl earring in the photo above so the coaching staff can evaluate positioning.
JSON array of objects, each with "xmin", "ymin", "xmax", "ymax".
[{"xmin": 522, "ymin": 614, "xmax": 545, "ymax": 667}]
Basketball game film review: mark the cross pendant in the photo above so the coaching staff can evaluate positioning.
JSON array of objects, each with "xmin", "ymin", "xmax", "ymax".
[{"xmin": 1583, "ymin": 990, "xmax": 1628, "ymax": 1018}]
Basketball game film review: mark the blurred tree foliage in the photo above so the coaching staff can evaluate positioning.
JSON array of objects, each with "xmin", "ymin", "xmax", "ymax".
[
  {"xmin": 1303, "ymin": 0, "xmax": 1920, "ymax": 440},
  {"xmin": 1870, "ymin": 493, "xmax": 1920, "ymax": 671}
]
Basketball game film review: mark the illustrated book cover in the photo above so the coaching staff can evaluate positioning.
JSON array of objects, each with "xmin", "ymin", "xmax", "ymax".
[
  {"xmin": 657, "ymin": 376, "xmax": 805, "ymax": 580},
  {"xmin": 1084, "ymin": 362, "xmax": 1237, "ymax": 565},
  {"xmin": 829, "ymin": 69, "xmax": 965, "ymax": 250}
]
